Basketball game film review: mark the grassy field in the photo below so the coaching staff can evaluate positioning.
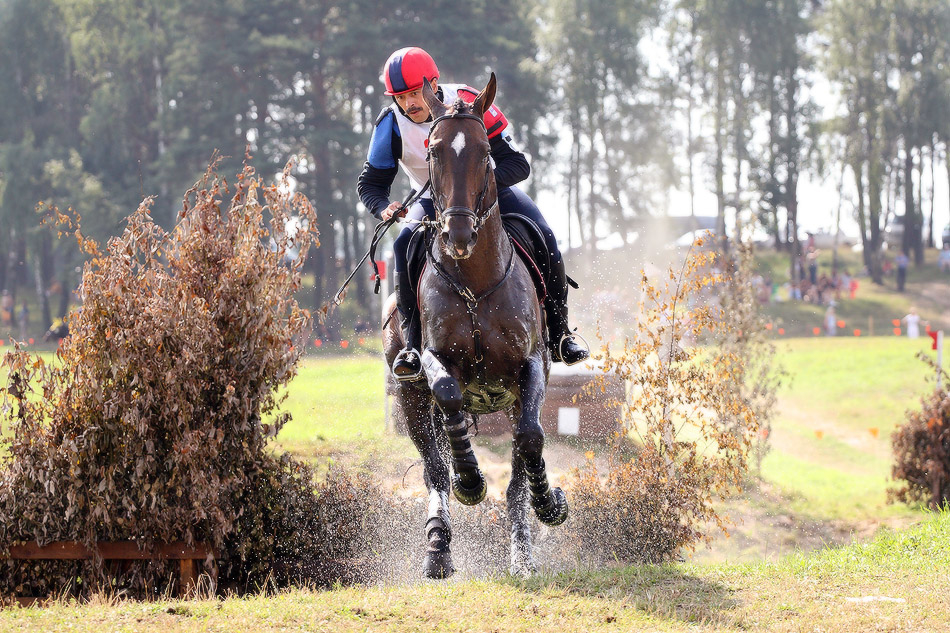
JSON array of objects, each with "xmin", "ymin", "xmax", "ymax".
[
  {"xmin": 2, "ymin": 511, "xmax": 948, "ymax": 632},
  {"xmin": 761, "ymin": 336, "xmax": 935, "ymax": 521},
  {"xmin": 1, "ymin": 310, "xmax": 948, "ymax": 629}
]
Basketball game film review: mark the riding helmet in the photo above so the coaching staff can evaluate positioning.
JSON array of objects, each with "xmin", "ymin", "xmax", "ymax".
[{"xmin": 383, "ymin": 47, "xmax": 439, "ymax": 96}]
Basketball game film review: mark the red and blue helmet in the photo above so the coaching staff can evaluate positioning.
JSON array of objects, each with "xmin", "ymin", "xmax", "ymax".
[{"xmin": 383, "ymin": 47, "xmax": 439, "ymax": 96}]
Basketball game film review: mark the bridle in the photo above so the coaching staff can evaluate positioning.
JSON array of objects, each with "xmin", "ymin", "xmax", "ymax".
[
  {"xmin": 426, "ymin": 111, "xmax": 498, "ymax": 236},
  {"xmin": 423, "ymin": 108, "xmax": 512, "ymax": 375}
]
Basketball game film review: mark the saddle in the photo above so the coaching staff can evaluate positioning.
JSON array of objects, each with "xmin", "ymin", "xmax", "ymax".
[{"xmin": 406, "ymin": 213, "xmax": 550, "ymax": 302}]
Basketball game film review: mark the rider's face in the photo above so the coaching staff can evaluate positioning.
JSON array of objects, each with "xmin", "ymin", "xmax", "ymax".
[{"xmin": 394, "ymin": 80, "xmax": 437, "ymax": 123}]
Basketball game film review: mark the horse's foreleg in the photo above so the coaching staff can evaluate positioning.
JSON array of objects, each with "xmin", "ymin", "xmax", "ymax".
[
  {"xmin": 505, "ymin": 413, "xmax": 534, "ymax": 576},
  {"xmin": 401, "ymin": 387, "xmax": 454, "ymax": 579},
  {"xmin": 516, "ymin": 356, "xmax": 568, "ymax": 527},
  {"xmin": 421, "ymin": 350, "xmax": 486, "ymax": 506}
]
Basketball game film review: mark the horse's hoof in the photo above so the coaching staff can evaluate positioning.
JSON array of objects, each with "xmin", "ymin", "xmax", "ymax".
[
  {"xmin": 452, "ymin": 470, "xmax": 487, "ymax": 506},
  {"xmin": 423, "ymin": 529, "xmax": 455, "ymax": 579},
  {"xmin": 509, "ymin": 550, "xmax": 536, "ymax": 578},
  {"xmin": 510, "ymin": 560, "xmax": 536, "ymax": 578},
  {"xmin": 533, "ymin": 487, "xmax": 569, "ymax": 526}
]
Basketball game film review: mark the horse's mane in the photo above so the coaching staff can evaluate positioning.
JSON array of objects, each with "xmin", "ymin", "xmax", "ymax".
[{"xmin": 451, "ymin": 97, "xmax": 472, "ymax": 115}]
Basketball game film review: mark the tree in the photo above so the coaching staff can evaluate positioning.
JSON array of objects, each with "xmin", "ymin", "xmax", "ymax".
[{"xmin": 539, "ymin": 0, "xmax": 664, "ymax": 252}]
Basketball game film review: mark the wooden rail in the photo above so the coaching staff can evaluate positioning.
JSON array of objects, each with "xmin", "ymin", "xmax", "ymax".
[{"xmin": 1, "ymin": 541, "xmax": 215, "ymax": 603}]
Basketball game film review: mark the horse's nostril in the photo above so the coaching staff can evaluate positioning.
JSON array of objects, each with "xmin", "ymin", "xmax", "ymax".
[{"xmin": 455, "ymin": 246, "xmax": 467, "ymax": 256}]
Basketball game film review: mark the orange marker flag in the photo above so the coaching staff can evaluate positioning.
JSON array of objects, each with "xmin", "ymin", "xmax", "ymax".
[
  {"xmin": 778, "ymin": 328, "xmax": 785, "ymax": 335},
  {"xmin": 892, "ymin": 319, "xmax": 901, "ymax": 327},
  {"xmin": 893, "ymin": 328, "xmax": 901, "ymax": 336},
  {"xmin": 868, "ymin": 427, "xmax": 879, "ymax": 438},
  {"xmin": 815, "ymin": 430, "xmax": 824, "ymax": 439},
  {"xmin": 853, "ymin": 329, "xmax": 861, "ymax": 336},
  {"xmin": 837, "ymin": 319, "xmax": 845, "ymax": 328},
  {"xmin": 813, "ymin": 327, "xmax": 821, "ymax": 335}
]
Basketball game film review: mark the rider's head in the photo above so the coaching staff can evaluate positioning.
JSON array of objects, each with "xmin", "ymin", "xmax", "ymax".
[{"xmin": 383, "ymin": 46, "xmax": 439, "ymax": 124}]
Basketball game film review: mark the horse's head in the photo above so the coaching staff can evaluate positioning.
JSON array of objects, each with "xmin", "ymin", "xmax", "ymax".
[{"xmin": 423, "ymin": 73, "xmax": 498, "ymax": 260}]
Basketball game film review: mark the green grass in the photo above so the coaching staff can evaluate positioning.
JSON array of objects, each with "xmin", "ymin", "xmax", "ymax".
[
  {"xmin": 274, "ymin": 354, "xmax": 387, "ymax": 447},
  {"xmin": 759, "ymin": 336, "xmax": 936, "ymax": 521},
  {"xmin": 3, "ymin": 511, "xmax": 949, "ymax": 632}
]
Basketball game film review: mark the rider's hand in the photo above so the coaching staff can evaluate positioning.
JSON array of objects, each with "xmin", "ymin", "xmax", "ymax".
[{"xmin": 381, "ymin": 201, "xmax": 407, "ymax": 221}]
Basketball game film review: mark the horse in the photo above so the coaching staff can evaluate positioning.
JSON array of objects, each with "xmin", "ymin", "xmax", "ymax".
[{"xmin": 383, "ymin": 73, "xmax": 568, "ymax": 579}]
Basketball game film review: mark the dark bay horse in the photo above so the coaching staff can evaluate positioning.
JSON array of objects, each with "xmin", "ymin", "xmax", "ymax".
[{"xmin": 383, "ymin": 74, "xmax": 567, "ymax": 579}]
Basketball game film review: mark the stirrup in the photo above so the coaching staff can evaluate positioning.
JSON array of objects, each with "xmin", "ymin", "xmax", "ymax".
[
  {"xmin": 392, "ymin": 348, "xmax": 424, "ymax": 382},
  {"xmin": 556, "ymin": 331, "xmax": 590, "ymax": 366}
]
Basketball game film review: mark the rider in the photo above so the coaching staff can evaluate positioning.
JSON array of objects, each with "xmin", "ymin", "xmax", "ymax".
[{"xmin": 357, "ymin": 46, "xmax": 589, "ymax": 380}]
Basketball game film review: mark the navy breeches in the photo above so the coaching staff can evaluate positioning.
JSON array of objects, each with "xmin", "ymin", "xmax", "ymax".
[{"xmin": 392, "ymin": 186, "xmax": 561, "ymax": 273}]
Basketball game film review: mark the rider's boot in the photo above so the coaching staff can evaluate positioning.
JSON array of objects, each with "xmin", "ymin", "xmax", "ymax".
[
  {"xmin": 544, "ymin": 257, "xmax": 589, "ymax": 366},
  {"xmin": 392, "ymin": 270, "xmax": 424, "ymax": 381}
]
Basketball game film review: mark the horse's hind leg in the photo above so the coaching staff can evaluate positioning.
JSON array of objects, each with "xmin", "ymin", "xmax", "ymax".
[
  {"xmin": 400, "ymin": 385, "xmax": 454, "ymax": 579},
  {"xmin": 421, "ymin": 350, "xmax": 487, "ymax": 505},
  {"xmin": 506, "ymin": 406, "xmax": 535, "ymax": 576},
  {"xmin": 516, "ymin": 355, "xmax": 568, "ymax": 527}
]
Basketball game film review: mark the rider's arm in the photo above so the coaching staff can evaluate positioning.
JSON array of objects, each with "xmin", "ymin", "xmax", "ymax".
[
  {"xmin": 489, "ymin": 132, "xmax": 530, "ymax": 189},
  {"xmin": 456, "ymin": 87, "xmax": 531, "ymax": 189},
  {"xmin": 357, "ymin": 109, "xmax": 402, "ymax": 218}
]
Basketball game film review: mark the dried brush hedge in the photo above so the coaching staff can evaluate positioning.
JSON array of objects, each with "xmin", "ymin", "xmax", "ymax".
[
  {"xmin": 891, "ymin": 361, "xmax": 950, "ymax": 509},
  {"xmin": 564, "ymin": 237, "xmax": 779, "ymax": 564},
  {"xmin": 0, "ymin": 160, "xmax": 384, "ymax": 598}
]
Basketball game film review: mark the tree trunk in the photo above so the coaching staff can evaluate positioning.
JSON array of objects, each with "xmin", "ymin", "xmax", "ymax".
[
  {"xmin": 714, "ymin": 48, "xmax": 727, "ymax": 254},
  {"xmin": 927, "ymin": 139, "xmax": 936, "ymax": 248}
]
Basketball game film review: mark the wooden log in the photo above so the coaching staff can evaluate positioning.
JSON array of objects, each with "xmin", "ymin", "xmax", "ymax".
[
  {"xmin": 0, "ymin": 541, "xmax": 215, "ymax": 599},
  {"xmin": 179, "ymin": 559, "xmax": 198, "ymax": 597}
]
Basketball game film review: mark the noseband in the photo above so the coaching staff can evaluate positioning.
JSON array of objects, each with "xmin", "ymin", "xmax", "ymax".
[{"xmin": 427, "ymin": 111, "xmax": 498, "ymax": 234}]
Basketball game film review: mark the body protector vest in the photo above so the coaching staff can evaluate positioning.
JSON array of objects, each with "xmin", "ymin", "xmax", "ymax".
[{"xmin": 390, "ymin": 84, "xmax": 509, "ymax": 197}]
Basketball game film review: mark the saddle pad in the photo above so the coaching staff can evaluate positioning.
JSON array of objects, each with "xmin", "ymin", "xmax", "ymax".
[{"xmin": 406, "ymin": 214, "xmax": 550, "ymax": 301}]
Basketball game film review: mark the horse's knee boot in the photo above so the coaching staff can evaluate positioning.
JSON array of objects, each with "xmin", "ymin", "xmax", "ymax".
[
  {"xmin": 525, "ymin": 460, "xmax": 569, "ymax": 526},
  {"xmin": 444, "ymin": 412, "xmax": 486, "ymax": 506},
  {"xmin": 422, "ymin": 351, "xmax": 463, "ymax": 415}
]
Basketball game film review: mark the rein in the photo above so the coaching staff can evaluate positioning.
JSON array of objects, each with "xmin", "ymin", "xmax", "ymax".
[
  {"xmin": 425, "ymin": 242, "xmax": 515, "ymax": 367},
  {"xmin": 331, "ymin": 184, "xmax": 430, "ymax": 307}
]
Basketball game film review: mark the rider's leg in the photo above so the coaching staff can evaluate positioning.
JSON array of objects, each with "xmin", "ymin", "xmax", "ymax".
[
  {"xmin": 391, "ymin": 200, "xmax": 433, "ymax": 380},
  {"xmin": 497, "ymin": 187, "xmax": 589, "ymax": 365}
]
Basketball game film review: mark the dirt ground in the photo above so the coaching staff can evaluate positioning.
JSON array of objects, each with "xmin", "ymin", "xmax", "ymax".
[{"xmin": 363, "ymin": 431, "xmax": 909, "ymax": 568}]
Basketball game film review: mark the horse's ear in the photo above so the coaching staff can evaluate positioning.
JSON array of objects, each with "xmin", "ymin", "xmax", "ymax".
[
  {"xmin": 421, "ymin": 77, "xmax": 447, "ymax": 119},
  {"xmin": 473, "ymin": 72, "xmax": 496, "ymax": 119}
]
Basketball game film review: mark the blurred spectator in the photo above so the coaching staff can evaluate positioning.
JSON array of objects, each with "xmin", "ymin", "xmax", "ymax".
[
  {"xmin": 806, "ymin": 247, "xmax": 819, "ymax": 285},
  {"xmin": 901, "ymin": 307, "xmax": 924, "ymax": 339},
  {"xmin": 824, "ymin": 304, "xmax": 837, "ymax": 336},
  {"xmin": 938, "ymin": 244, "xmax": 950, "ymax": 273},
  {"xmin": 895, "ymin": 250, "xmax": 909, "ymax": 292},
  {"xmin": 0, "ymin": 289, "xmax": 12, "ymax": 326},
  {"xmin": 17, "ymin": 302, "xmax": 28, "ymax": 341}
]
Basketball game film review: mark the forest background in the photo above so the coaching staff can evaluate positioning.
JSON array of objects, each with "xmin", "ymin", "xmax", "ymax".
[{"xmin": 1, "ymin": 0, "xmax": 949, "ymax": 340}]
